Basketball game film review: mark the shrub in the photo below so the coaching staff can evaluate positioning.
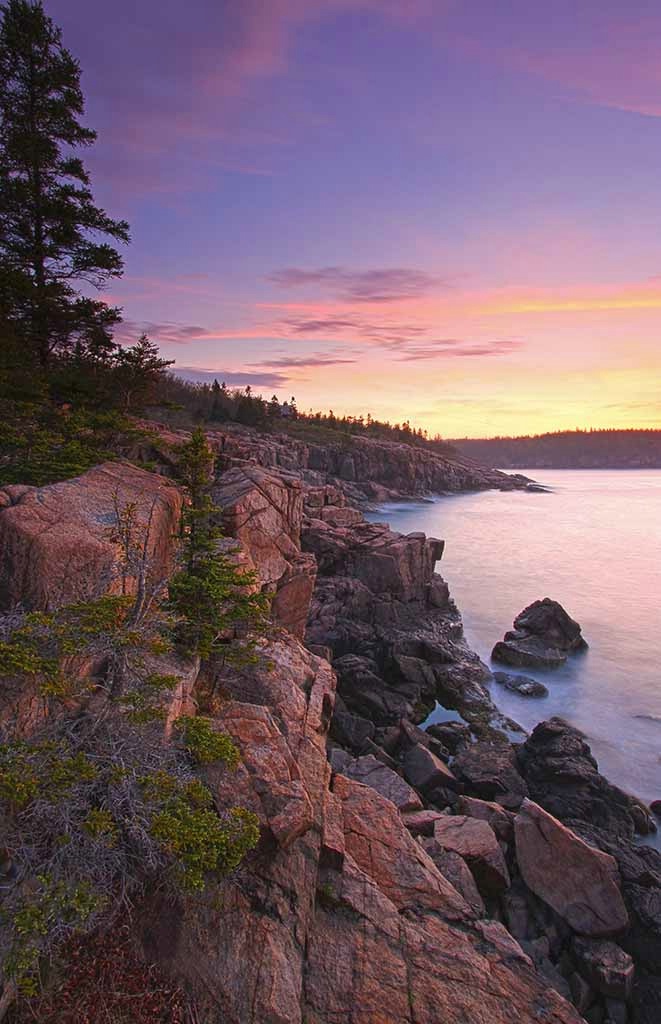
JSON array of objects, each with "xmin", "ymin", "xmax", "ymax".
[
  {"xmin": 174, "ymin": 716, "xmax": 240, "ymax": 767},
  {"xmin": 150, "ymin": 800, "xmax": 259, "ymax": 891}
]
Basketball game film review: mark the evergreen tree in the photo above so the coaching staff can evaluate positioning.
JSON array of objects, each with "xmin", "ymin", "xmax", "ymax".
[
  {"xmin": 0, "ymin": 0, "xmax": 130, "ymax": 368},
  {"xmin": 113, "ymin": 333, "xmax": 173, "ymax": 412}
]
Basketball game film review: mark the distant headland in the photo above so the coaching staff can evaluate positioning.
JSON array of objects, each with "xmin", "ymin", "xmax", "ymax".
[{"xmin": 450, "ymin": 429, "xmax": 661, "ymax": 469}]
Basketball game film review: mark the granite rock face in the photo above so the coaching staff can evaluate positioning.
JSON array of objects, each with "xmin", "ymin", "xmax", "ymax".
[
  {"xmin": 1, "ymin": 434, "xmax": 653, "ymax": 1024},
  {"xmin": 143, "ymin": 633, "xmax": 582, "ymax": 1024},
  {"xmin": 493, "ymin": 598, "xmax": 587, "ymax": 669},
  {"xmin": 0, "ymin": 461, "xmax": 182, "ymax": 611},
  {"xmin": 431, "ymin": 815, "xmax": 511, "ymax": 895},
  {"xmin": 140, "ymin": 418, "xmax": 527, "ymax": 505},
  {"xmin": 304, "ymin": 501, "xmax": 502, "ymax": 731},
  {"xmin": 212, "ymin": 464, "xmax": 316, "ymax": 637}
]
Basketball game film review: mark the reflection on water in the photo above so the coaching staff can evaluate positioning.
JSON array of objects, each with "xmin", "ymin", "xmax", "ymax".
[{"xmin": 367, "ymin": 470, "xmax": 661, "ymax": 832}]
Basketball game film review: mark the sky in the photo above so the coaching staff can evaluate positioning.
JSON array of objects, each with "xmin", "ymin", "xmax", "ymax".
[{"xmin": 47, "ymin": 0, "xmax": 661, "ymax": 437}]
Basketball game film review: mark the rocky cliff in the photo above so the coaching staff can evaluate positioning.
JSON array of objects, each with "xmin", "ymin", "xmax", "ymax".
[
  {"xmin": 0, "ymin": 445, "xmax": 658, "ymax": 1024},
  {"xmin": 137, "ymin": 419, "xmax": 530, "ymax": 505}
]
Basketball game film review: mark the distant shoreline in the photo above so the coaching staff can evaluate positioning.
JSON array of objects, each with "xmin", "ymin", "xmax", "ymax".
[{"xmin": 450, "ymin": 428, "xmax": 661, "ymax": 470}]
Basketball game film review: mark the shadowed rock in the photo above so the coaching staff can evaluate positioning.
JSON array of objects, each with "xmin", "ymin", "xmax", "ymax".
[
  {"xmin": 492, "ymin": 598, "xmax": 587, "ymax": 669},
  {"xmin": 341, "ymin": 755, "xmax": 422, "ymax": 812},
  {"xmin": 518, "ymin": 718, "xmax": 656, "ymax": 838}
]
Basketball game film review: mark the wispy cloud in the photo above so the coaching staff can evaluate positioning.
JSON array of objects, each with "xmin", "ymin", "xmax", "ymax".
[
  {"xmin": 395, "ymin": 339, "xmax": 522, "ymax": 361},
  {"xmin": 115, "ymin": 321, "xmax": 212, "ymax": 345},
  {"xmin": 174, "ymin": 366, "xmax": 289, "ymax": 389},
  {"xmin": 268, "ymin": 266, "xmax": 444, "ymax": 302},
  {"xmin": 451, "ymin": 9, "xmax": 661, "ymax": 120},
  {"xmin": 277, "ymin": 311, "xmax": 428, "ymax": 346},
  {"xmin": 254, "ymin": 353, "xmax": 357, "ymax": 368}
]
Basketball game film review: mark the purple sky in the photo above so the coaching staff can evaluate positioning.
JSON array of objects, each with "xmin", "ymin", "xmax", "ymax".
[{"xmin": 47, "ymin": 0, "xmax": 661, "ymax": 435}]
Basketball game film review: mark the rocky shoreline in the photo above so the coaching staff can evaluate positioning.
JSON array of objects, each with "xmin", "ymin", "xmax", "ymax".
[{"xmin": 1, "ymin": 426, "xmax": 659, "ymax": 1023}]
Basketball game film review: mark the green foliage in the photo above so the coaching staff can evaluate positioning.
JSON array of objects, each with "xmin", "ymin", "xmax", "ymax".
[
  {"xmin": 0, "ymin": 0, "xmax": 129, "ymax": 368},
  {"xmin": 168, "ymin": 549, "xmax": 266, "ymax": 659},
  {"xmin": 144, "ymin": 375, "xmax": 457, "ymax": 455},
  {"xmin": 0, "ymin": 595, "xmax": 141, "ymax": 695},
  {"xmin": 175, "ymin": 716, "xmax": 240, "ymax": 768},
  {"xmin": 5, "ymin": 877, "xmax": 101, "ymax": 995},
  {"xmin": 119, "ymin": 672, "xmax": 178, "ymax": 724},
  {"xmin": 168, "ymin": 428, "xmax": 267, "ymax": 659},
  {"xmin": 0, "ymin": 740, "xmax": 96, "ymax": 811},
  {"xmin": 451, "ymin": 428, "xmax": 661, "ymax": 470},
  {"xmin": 0, "ymin": 637, "xmax": 52, "ymax": 677},
  {"xmin": 0, "ymin": 726, "xmax": 259, "ymax": 993},
  {"xmin": 112, "ymin": 334, "xmax": 174, "ymax": 412},
  {"xmin": 0, "ymin": 401, "xmax": 151, "ymax": 486},
  {"xmin": 0, "ymin": 742, "xmax": 39, "ymax": 809},
  {"xmin": 151, "ymin": 801, "xmax": 259, "ymax": 891},
  {"xmin": 0, "ymin": 424, "xmax": 264, "ymax": 1000},
  {"xmin": 317, "ymin": 880, "xmax": 341, "ymax": 909},
  {"xmin": 82, "ymin": 809, "xmax": 118, "ymax": 845},
  {"xmin": 54, "ymin": 595, "xmax": 134, "ymax": 651}
]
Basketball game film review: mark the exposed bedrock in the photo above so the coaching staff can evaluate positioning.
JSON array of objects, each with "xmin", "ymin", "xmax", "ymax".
[
  {"xmin": 302, "ymin": 490, "xmax": 506, "ymax": 733},
  {"xmin": 138, "ymin": 418, "xmax": 528, "ymax": 505},
  {"xmin": 0, "ymin": 461, "xmax": 182, "ymax": 612},
  {"xmin": 1, "ymin": 452, "xmax": 656, "ymax": 1024},
  {"xmin": 212, "ymin": 465, "xmax": 316, "ymax": 637},
  {"xmin": 142, "ymin": 631, "xmax": 583, "ymax": 1024},
  {"xmin": 493, "ymin": 598, "xmax": 587, "ymax": 669}
]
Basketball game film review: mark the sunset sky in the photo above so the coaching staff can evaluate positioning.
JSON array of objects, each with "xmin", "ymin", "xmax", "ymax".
[{"xmin": 49, "ymin": 0, "xmax": 661, "ymax": 437}]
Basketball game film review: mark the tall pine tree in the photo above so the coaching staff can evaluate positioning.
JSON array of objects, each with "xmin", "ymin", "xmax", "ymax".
[{"xmin": 0, "ymin": 0, "xmax": 129, "ymax": 369}]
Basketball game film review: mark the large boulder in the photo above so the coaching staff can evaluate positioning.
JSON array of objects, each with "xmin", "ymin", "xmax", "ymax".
[
  {"xmin": 492, "ymin": 599, "xmax": 587, "ymax": 669},
  {"xmin": 561, "ymin": 817, "xmax": 661, "ymax": 1017},
  {"xmin": 0, "ymin": 462, "xmax": 182, "ymax": 611},
  {"xmin": 514, "ymin": 799, "xmax": 629, "ymax": 937}
]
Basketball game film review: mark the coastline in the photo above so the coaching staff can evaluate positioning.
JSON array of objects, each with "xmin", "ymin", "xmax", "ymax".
[{"xmin": 2, "ymin": 430, "xmax": 660, "ymax": 1022}]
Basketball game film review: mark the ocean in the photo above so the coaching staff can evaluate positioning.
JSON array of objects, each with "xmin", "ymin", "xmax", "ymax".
[{"xmin": 367, "ymin": 469, "xmax": 661, "ymax": 840}]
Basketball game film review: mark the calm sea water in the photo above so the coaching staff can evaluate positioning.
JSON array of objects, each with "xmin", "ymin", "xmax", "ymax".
[{"xmin": 368, "ymin": 470, "xmax": 661, "ymax": 827}]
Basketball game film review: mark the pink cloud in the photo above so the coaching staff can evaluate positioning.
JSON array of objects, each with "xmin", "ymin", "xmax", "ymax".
[{"xmin": 268, "ymin": 266, "xmax": 445, "ymax": 302}]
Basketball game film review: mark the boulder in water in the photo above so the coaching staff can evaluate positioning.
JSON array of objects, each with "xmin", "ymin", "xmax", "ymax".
[{"xmin": 492, "ymin": 598, "xmax": 587, "ymax": 669}]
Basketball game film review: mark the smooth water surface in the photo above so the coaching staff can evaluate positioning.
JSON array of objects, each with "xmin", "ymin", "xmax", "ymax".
[{"xmin": 368, "ymin": 470, "xmax": 661, "ymax": 818}]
